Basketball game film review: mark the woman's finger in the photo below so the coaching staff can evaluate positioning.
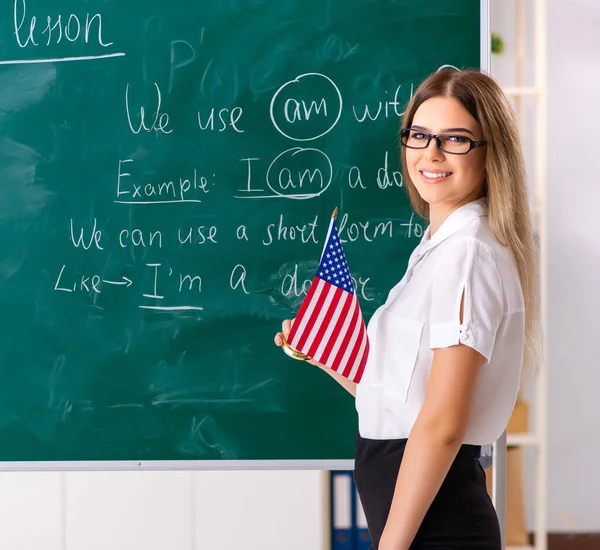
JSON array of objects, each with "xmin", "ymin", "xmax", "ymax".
[{"xmin": 282, "ymin": 318, "xmax": 294, "ymax": 338}]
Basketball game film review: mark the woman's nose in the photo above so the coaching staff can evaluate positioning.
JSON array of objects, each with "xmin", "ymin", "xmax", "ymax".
[{"xmin": 423, "ymin": 138, "xmax": 444, "ymax": 160}]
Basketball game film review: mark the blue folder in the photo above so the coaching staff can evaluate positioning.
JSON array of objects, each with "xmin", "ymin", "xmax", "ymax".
[
  {"xmin": 355, "ymin": 487, "xmax": 371, "ymax": 550},
  {"xmin": 331, "ymin": 471, "xmax": 353, "ymax": 550},
  {"xmin": 330, "ymin": 471, "xmax": 373, "ymax": 550}
]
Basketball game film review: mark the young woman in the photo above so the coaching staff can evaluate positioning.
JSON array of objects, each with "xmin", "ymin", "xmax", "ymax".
[{"xmin": 275, "ymin": 69, "xmax": 540, "ymax": 549}]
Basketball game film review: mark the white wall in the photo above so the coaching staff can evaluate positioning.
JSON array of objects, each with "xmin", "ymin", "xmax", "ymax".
[
  {"xmin": 0, "ymin": 470, "xmax": 328, "ymax": 550},
  {"xmin": 545, "ymin": 0, "xmax": 600, "ymax": 532}
]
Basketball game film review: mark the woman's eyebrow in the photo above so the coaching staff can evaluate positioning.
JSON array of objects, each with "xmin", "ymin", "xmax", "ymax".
[{"xmin": 410, "ymin": 124, "xmax": 475, "ymax": 136}]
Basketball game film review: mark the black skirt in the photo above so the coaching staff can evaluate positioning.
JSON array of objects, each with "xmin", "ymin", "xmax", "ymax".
[{"xmin": 353, "ymin": 434, "xmax": 501, "ymax": 550}]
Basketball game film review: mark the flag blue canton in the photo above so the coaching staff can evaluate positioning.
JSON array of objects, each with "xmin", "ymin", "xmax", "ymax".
[{"xmin": 316, "ymin": 222, "xmax": 355, "ymax": 294}]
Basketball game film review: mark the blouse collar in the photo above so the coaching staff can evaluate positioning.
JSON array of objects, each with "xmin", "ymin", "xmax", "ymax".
[{"xmin": 416, "ymin": 198, "xmax": 488, "ymax": 256}]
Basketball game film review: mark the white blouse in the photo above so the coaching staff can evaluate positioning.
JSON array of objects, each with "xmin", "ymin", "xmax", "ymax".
[{"xmin": 355, "ymin": 198, "xmax": 525, "ymax": 445}]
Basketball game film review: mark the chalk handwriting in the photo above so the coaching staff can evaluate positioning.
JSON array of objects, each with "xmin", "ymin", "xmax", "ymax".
[
  {"xmin": 265, "ymin": 148, "xmax": 332, "ymax": 199},
  {"xmin": 262, "ymin": 215, "xmax": 319, "ymax": 246},
  {"xmin": 352, "ymin": 84, "xmax": 413, "ymax": 122},
  {"xmin": 281, "ymin": 264, "xmax": 313, "ymax": 297},
  {"xmin": 116, "ymin": 160, "xmax": 212, "ymax": 204},
  {"xmin": 230, "ymin": 265, "xmax": 249, "ymax": 294},
  {"xmin": 400, "ymin": 213, "xmax": 425, "ymax": 239},
  {"xmin": 48, "ymin": 44, "xmax": 450, "ymax": 316},
  {"xmin": 179, "ymin": 274, "xmax": 202, "ymax": 292},
  {"xmin": 169, "ymin": 39, "xmax": 197, "ymax": 94},
  {"xmin": 13, "ymin": 0, "xmax": 114, "ymax": 49},
  {"xmin": 315, "ymin": 34, "xmax": 359, "ymax": 62},
  {"xmin": 338, "ymin": 214, "xmax": 394, "ymax": 243},
  {"xmin": 269, "ymin": 73, "xmax": 342, "ymax": 141},
  {"xmin": 348, "ymin": 166, "xmax": 366, "ymax": 189},
  {"xmin": 197, "ymin": 106, "xmax": 244, "ymax": 132},
  {"xmin": 284, "ymin": 98, "xmax": 328, "ymax": 123},
  {"xmin": 377, "ymin": 151, "xmax": 403, "ymax": 189},
  {"xmin": 119, "ymin": 229, "xmax": 163, "ymax": 249},
  {"xmin": 351, "ymin": 276, "xmax": 374, "ymax": 302},
  {"xmin": 235, "ymin": 149, "xmax": 333, "ymax": 200},
  {"xmin": 54, "ymin": 265, "xmax": 98, "ymax": 293},
  {"xmin": 236, "ymin": 225, "xmax": 249, "ymax": 241},
  {"xmin": 143, "ymin": 263, "xmax": 164, "ymax": 300},
  {"xmin": 125, "ymin": 83, "xmax": 173, "ymax": 135},
  {"xmin": 237, "ymin": 158, "xmax": 264, "ymax": 194},
  {"xmin": 178, "ymin": 226, "xmax": 218, "ymax": 245},
  {"xmin": 70, "ymin": 218, "xmax": 103, "ymax": 250},
  {"xmin": 141, "ymin": 264, "xmax": 204, "ymax": 306}
]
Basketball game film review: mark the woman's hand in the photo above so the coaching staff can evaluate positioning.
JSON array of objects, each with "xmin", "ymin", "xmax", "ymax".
[
  {"xmin": 274, "ymin": 319, "xmax": 323, "ymax": 368},
  {"xmin": 274, "ymin": 318, "xmax": 294, "ymax": 349}
]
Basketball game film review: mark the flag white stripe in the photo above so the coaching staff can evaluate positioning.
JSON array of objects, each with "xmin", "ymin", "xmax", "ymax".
[
  {"xmin": 301, "ymin": 283, "xmax": 339, "ymax": 350},
  {"xmin": 347, "ymin": 328, "xmax": 368, "ymax": 381},
  {"xmin": 289, "ymin": 278, "xmax": 326, "ymax": 348},
  {"xmin": 337, "ymin": 303, "xmax": 363, "ymax": 372},
  {"xmin": 319, "ymin": 217, "xmax": 335, "ymax": 263},
  {"xmin": 313, "ymin": 291, "xmax": 349, "ymax": 360},
  {"xmin": 326, "ymin": 296, "xmax": 357, "ymax": 370}
]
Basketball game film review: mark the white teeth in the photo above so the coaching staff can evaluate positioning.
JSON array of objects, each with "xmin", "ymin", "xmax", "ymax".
[{"xmin": 422, "ymin": 171, "xmax": 451, "ymax": 179}]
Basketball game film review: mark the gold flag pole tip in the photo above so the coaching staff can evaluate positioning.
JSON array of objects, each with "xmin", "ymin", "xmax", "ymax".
[
  {"xmin": 281, "ymin": 337, "xmax": 311, "ymax": 361},
  {"xmin": 332, "ymin": 207, "xmax": 338, "ymax": 219}
]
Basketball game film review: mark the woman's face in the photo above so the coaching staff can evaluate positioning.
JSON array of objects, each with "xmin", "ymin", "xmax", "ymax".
[{"xmin": 405, "ymin": 96, "xmax": 487, "ymax": 209}]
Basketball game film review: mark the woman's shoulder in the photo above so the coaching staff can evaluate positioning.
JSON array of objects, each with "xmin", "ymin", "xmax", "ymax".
[
  {"xmin": 440, "ymin": 215, "xmax": 511, "ymax": 264},
  {"xmin": 439, "ymin": 217, "xmax": 524, "ymax": 308}
]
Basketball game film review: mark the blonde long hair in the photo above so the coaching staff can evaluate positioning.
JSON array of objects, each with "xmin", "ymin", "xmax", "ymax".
[{"xmin": 400, "ymin": 69, "xmax": 542, "ymax": 375}]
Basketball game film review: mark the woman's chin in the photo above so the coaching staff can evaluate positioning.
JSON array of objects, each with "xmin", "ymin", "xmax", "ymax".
[{"xmin": 415, "ymin": 185, "xmax": 450, "ymax": 204}]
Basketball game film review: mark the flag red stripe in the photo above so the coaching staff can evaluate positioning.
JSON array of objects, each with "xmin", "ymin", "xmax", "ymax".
[
  {"xmin": 342, "ymin": 319, "xmax": 366, "ymax": 378},
  {"xmin": 318, "ymin": 292, "xmax": 354, "ymax": 366},
  {"xmin": 287, "ymin": 276, "xmax": 319, "ymax": 346},
  {"xmin": 311, "ymin": 290, "xmax": 349, "ymax": 360},
  {"xmin": 295, "ymin": 279, "xmax": 331, "ymax": 351},
  {"xmin": 329, "ymin": 298, "xmax": 360, "ymax": 371},
  {"xmin": 305, "ymin": 286, "xmax": 344, "ymax": 358},
  {"xmin": 353, "ymin": 341, "xmax": 370, "ymax": 383}
]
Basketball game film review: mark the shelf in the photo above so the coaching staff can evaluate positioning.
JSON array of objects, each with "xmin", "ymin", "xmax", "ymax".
[
  {"xmin": 496, "ymin": 2, "xmax": 547, "ymax": 547},
  {"xmin": 502, "ymin": 86, "xmax": 541, "ymax": 97},
  {"xmin": 507, "ymin": 433, "xmax": 539, "ymax": 447}
]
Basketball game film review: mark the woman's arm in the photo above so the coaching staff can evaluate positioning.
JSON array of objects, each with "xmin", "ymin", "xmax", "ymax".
[
  {"xmin": 313, "ymin": 360, "xmax": 357, "ymax": 397},
  {"xmin": 378, "ymin": 342, "xmax": 486, "ymax": 550}
]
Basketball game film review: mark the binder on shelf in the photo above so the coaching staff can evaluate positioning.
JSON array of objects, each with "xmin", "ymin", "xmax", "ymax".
[
  {"xmin": 331, "ymin": 471, "xmax": 353, "ymax": 550},
  {"xmin": 355, "ymin": 488, "xmax": 371, "ymax": 550}
]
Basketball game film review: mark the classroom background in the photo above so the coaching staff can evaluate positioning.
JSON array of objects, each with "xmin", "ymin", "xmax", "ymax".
[{"xmin": 0, "ymin": 1, "xmax": 597, "ymax": 549}]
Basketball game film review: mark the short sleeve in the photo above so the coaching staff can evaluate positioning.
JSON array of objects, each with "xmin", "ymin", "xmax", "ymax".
[{"xmin": 429, "ymin": 238, "xmax": 504, "ymax": 363}]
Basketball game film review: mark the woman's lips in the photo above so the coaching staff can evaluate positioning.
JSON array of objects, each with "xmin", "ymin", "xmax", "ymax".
[{"xmin": 419, "ymin": 171, "xmax": 453, "ymax": 184}]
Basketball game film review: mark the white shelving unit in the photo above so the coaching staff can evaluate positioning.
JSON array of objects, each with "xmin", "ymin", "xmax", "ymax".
[{"xmin": 493, "ymin": 1, "xmax": 548, "ymax": 549}]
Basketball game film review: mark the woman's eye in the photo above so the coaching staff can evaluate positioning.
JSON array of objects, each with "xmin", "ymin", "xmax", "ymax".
[
  {"xmin": 447, "ymin": 135, "xmax": 468, "ymax": 143},
  {"xmin": 412, "ymin": 133, "xmax": 427, "ymax": 140}
]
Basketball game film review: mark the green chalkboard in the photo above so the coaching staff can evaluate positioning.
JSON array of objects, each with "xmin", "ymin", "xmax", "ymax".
[{"xmin": 0, "ymin": 0, "xmax": 484, "ymax": 466}]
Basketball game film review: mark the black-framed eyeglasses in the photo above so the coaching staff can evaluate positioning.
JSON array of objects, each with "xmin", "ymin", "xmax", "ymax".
[{"xmin": 400, "ymin": 128, "xmax": 487, "ymax": 155}]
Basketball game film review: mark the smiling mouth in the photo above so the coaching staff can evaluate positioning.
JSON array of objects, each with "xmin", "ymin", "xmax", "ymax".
[{"xmin": 419, "ymin": 170, "xmax": 453, "ymax": 183}]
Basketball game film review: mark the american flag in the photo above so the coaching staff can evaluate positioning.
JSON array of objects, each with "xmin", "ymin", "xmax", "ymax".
[{"xmin": 286, "ymin": 210, "xmax": 369, "ymax": 383}]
